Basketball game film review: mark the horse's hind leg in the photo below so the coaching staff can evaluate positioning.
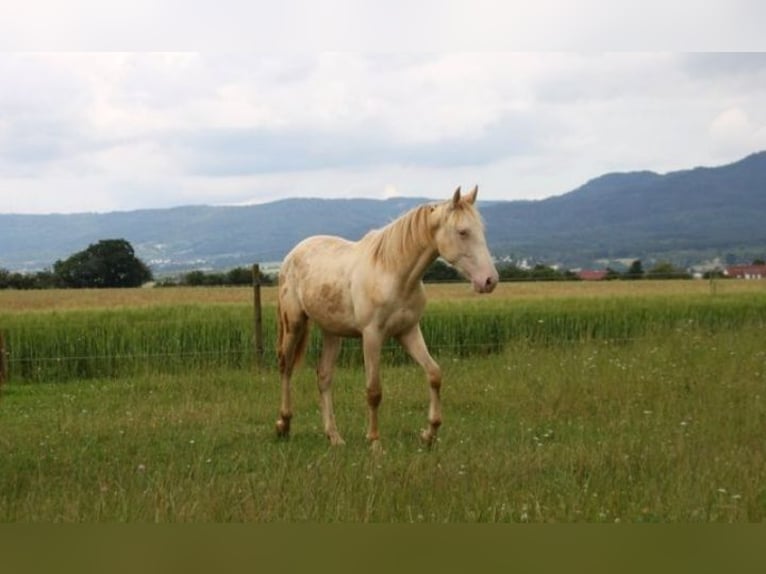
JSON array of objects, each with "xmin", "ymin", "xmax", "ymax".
[
  {"xmin": 317, "ymin": 332, "xmax": 344, "ymax": 445},
  {"xmin": 276, "ymin": 309, "xmax": 309, "ymax": 438}
]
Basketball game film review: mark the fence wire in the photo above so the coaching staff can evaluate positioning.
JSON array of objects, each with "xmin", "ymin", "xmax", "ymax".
[
  {"xmin": 0, "ymin": 324, "xmax": 648, "ymax": 384},
  {"xmin": 3, "ymin": 293, "xmax": 766, "ymax": 383}
]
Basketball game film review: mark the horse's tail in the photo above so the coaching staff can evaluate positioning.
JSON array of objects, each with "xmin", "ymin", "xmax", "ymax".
[
  {"xmin": 277, "ymin": 297, "xmax": 285, "ymax": 364},
  {"xmin": 277, "ymin": 296, "xmax": 310, "ymax": 373}
]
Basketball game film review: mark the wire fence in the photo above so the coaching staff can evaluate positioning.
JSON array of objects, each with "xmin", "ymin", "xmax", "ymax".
[
  {"xmin": 0, "ymin": 331, "xmax": 7, "ymax": 388},
  {"xmin": 3, "ymin": 294, "xmax": 766, "ymax": 384},
  {"xmin": 0, "ymin": 325, "xmax": 517, "ymax": 382}
]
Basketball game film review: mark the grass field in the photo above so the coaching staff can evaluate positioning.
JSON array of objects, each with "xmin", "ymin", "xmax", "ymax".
[{"xmin": 1, "ymin": 281, "xmax": 765, "ymax": 522}]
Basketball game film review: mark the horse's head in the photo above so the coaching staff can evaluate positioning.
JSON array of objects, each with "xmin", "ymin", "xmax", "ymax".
[{"xmin": 432, "ymin": 186, "xmax": 499, "ymax": 294}]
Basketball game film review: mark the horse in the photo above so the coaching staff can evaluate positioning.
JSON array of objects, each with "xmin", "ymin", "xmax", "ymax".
[{"xmin": 275, "ymin": 186, "xmax": 499, "ymax": 450}]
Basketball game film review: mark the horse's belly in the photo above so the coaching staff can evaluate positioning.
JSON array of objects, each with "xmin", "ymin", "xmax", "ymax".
[
  {"xmin": 316, "ymin": 319, "xmax": 362, "ymax": 338},
  {"xmin": 299, "ymin": 276, "xmax": 360, "ymax": 336}
]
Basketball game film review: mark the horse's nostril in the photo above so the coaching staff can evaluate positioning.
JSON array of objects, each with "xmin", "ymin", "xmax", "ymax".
[{"xmin": 483, "ymin": 274, "xmax": 498, "ymax": 292}]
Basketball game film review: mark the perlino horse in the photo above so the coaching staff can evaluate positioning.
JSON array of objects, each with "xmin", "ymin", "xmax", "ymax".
[{"xmin": 275, "ymin": 186, "xmax": 498, "ymax": 450}]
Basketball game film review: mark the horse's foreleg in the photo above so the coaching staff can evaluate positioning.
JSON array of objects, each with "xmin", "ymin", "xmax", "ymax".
[
  {"xmin": 397, "ymin": 325, "xmax": 442, "ymax": 446},
  {"xmin": 317, "ymin": 332, "xmax": 344, "ymax": 445},
  {"xmin": 362, "ymin": 330, "xmax": 384, "ymax": 451}
]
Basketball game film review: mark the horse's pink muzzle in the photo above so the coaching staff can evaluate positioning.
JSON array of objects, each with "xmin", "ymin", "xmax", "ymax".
[{"xmin": 472, "ymin": 270, "xmax": 499, "ymax": 294}]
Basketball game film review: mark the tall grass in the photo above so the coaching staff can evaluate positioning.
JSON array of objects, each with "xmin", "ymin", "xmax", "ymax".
[
  {"xmin": 1, "ymin": 326, "xmax": 764, "ymax": 522},
  {"xmin": 1, "ymin": 306, "xmax": 255, "ymax": 382},
  {"xmin": 2, "ymin": 284, "xmax": 765, "ymax": 522},
  {"xmin": 2, "ymin": 292, "xmax": 766, "ymax": 382}
]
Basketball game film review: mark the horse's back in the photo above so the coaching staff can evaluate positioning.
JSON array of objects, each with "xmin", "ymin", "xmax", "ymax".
[{"xmin": 282, "ymin": 235, "xmax": 356, "ymax": 278}]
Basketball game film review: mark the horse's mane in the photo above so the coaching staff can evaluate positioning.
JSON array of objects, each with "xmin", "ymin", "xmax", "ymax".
[
  {"xmin": 361, "ymin": 204, "xmax": 436, "ymax": 271},
  {"xmin": 360, "ymin": 198, "xmax": 482, "ymax": 272}
]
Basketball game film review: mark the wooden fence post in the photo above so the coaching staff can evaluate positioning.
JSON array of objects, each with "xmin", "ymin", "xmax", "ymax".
[
  {"xmin": 252, "ymin": 264, "xmax": 264, "ymax": 369},
  {"xmin": 0, "ymin": 332, "xmax": 7, "ymax": 389}
]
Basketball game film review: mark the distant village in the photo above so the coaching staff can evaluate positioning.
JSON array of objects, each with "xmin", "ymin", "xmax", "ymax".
[
  {"xmin": 573, "ymin": 262, "xmax": 766, "ymax": 281},
  {"xmin": 494, "ymin": 255, "xmax": 766, "ymax": 282}
]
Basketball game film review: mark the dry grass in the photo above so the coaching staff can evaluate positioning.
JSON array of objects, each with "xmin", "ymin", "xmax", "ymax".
[
  {"xmin": 1, "ymin": 279, "xmax": 764, "ymax": 313},
  {"xmin": 426, "ymin": 278, "xmax": 766, "ymax": 301},
  {"xmin": 0, "ymin": 286, "xmax": 259, "ymax": 313}
]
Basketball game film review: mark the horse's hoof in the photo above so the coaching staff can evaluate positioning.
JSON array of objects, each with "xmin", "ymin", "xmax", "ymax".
[
  {"xmin": 328, "ymin": 434, "xmax": 346, "ymax": 446},
  {"xmin": 370, "ymin": 440, "xmax": 386, "ymax": 456},
  {"xmin": 275, "ymin": 418, "xmax": 290, "ymax": 438},
  {"xmin": 420, "ymin": 429, "xmax": 437, "ymax": 447}
]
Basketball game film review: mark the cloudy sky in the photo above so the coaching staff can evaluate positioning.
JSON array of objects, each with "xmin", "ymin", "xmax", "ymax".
[{"xmin": 1, "ymin": 3, "xmax": 765, "ymax": 214}]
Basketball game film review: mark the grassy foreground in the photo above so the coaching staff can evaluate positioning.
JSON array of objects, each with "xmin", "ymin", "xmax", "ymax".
[{"xmin": 1, "ymin": 325, "xmax": 765, "ymax": 522}]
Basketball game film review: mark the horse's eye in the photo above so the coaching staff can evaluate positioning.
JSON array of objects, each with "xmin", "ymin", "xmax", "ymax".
[{"xmin": 458, "ymin": 229, "xmax": 469, "ymax": 238}]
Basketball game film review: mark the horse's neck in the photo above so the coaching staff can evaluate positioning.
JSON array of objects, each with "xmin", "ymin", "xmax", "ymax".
[
  {"xmin": 366, "ymin": 206, "xmax": 438, "ymax": 292},
  {"xmin": 392, "ymin": 233, "xmax": 438, "ymax": 293},
  {"xmin": 403, "ymin": 243, "xmax": 439, "ymax": 292}
]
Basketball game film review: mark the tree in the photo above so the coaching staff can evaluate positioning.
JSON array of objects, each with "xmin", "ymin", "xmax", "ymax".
[
  {"xmin": 54, "ymin": 239, "xmax": 152, "ymax": 288},
  {"xmin": 624, "ymin": 259, "xmax": 644, "ymax": 280},
  {"xmin": 0, "ymin": 268, "xmax": 57, "ymax": 290},
  {"xmin": 423, "ymin": 259, "xmax": 461, "ymax": 282},
  {"xmin": 530, "ymin": 264, "xmax": 563, "ymax": 281},
  {"xmin": 604, "ymin": 267, "xmax": 621, "ymax": 280},
  {"xmin": 647, "ymin": 261, "xmax": 690, "ymax": 280},
  {"xmin": 497, "ymin": 264, "xmax": 528, "ymax": 282},
  {"xmin": 183, "ymin": 270, "xmax": 208, "ymax": 286}
]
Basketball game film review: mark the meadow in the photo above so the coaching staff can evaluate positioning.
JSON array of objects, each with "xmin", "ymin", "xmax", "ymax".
[{"xmin": 1, "ymin": 280, "xmax": 765, "ymax": 522}]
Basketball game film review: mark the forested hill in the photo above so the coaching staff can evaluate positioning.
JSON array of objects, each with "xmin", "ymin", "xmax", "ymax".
[
  {"xmin": 0, "ymin": 197, "xmax": 428, "ymax": 273},
  {"xmin": 1, "ymin": 151, "xmax": 764, "ymax": 272},
  {"xmin": 480, "ymin": 150, "xmax": 766, "ymax": 266}
]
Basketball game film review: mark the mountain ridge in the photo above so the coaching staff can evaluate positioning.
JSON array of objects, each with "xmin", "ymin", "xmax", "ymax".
[{"xmin": 2, "ymin": 151, "xmax": 765, "ymax": 272}]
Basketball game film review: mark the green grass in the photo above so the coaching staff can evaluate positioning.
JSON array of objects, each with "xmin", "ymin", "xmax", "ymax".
[
  {"xmin": 2, "ymin": 286, "xmax": 765, "ymax": 521},
  {"xmin": 2, "ymin": 305, "xmax": 255, "ymax": 382},
  {"xmin": 2, "ymin": 326, "xmax": 765, "ymax": 522},
  {"xmin": 4, "ymin": 292, "xmax": 766, "ymax": 382}
]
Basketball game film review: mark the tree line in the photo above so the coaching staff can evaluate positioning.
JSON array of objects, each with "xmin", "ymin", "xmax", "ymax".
[
  {"xmin": 1, "ymin": 239, "xmax": 152, "ymax": 289},
  {"xmin": 0, "ymin": 238, "xmax": 751, "ymax": 290},
  {"xmin": 0, "ymin": 239, "xmax": 278, "ymax": 290},
  {"xmin": 424, "ymin": 259, "xmax": 694, "ymax": 282},
  {"xmin": 156, "ymin": 268, "xmax": 276, "ymax": 287},
  {"xmin": 423, "ymin": 260, "xmax": 578, "ymax": 282}
]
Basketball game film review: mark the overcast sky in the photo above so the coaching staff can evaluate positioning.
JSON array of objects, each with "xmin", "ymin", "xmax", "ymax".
[{"xmin": 1, "ymin": 3, "xmax": 765, "ymax": 214}]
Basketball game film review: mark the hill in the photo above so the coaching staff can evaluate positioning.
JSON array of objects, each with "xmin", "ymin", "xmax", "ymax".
[
  {"xmin": 1, "ymin": 152, "xmax": 765, "ymax": 273},
  {"xmin": 0, "ymin": 198, "xmax": 428, "ymax": 273},
  {"xmin": 481, "ymin": 151, "xmax": 766, "ymax": 266}
]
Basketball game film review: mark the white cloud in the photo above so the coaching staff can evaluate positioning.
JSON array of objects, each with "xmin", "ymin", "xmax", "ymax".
[
  {"xmin": 711, "ymin": 108, "xmax": 751, "ymax": 141},
  {"xmin": 4, "ymin": 1, "xmax": 765, "ymax": 51},
  {"xmin": 710, "ymin": 107, "xmax": 766, "ymax": 160},
  {"xmin": 1, "ymin": 51, "xmax": 765, "ymax": 213}
]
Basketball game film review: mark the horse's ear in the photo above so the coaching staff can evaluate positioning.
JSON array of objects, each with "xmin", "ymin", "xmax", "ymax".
[
  {"xmin": 452, "ymin": 186, "xmax": 461, "ymax": 207},
  {"xmin": 466, "ymin": 185, "xmax": 478, "ymax": 205}
]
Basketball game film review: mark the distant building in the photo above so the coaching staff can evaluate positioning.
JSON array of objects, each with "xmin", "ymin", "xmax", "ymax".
[
  {"xmin": 577, "ymin": 269, "xmax": 608, "ymax": 281},
  {"xmin": 725, "ymin": 265, "xmax": 766, "ymax": 279}
]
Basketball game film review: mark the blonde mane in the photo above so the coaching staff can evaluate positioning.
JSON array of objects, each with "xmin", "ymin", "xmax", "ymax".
[
  {"xmin": 361, "ymin": 204, "xmax": 436, "ymax": 271},
  {"xmin": 360, "ymin": 199, "xmax": 484, "ymax": 271}
]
